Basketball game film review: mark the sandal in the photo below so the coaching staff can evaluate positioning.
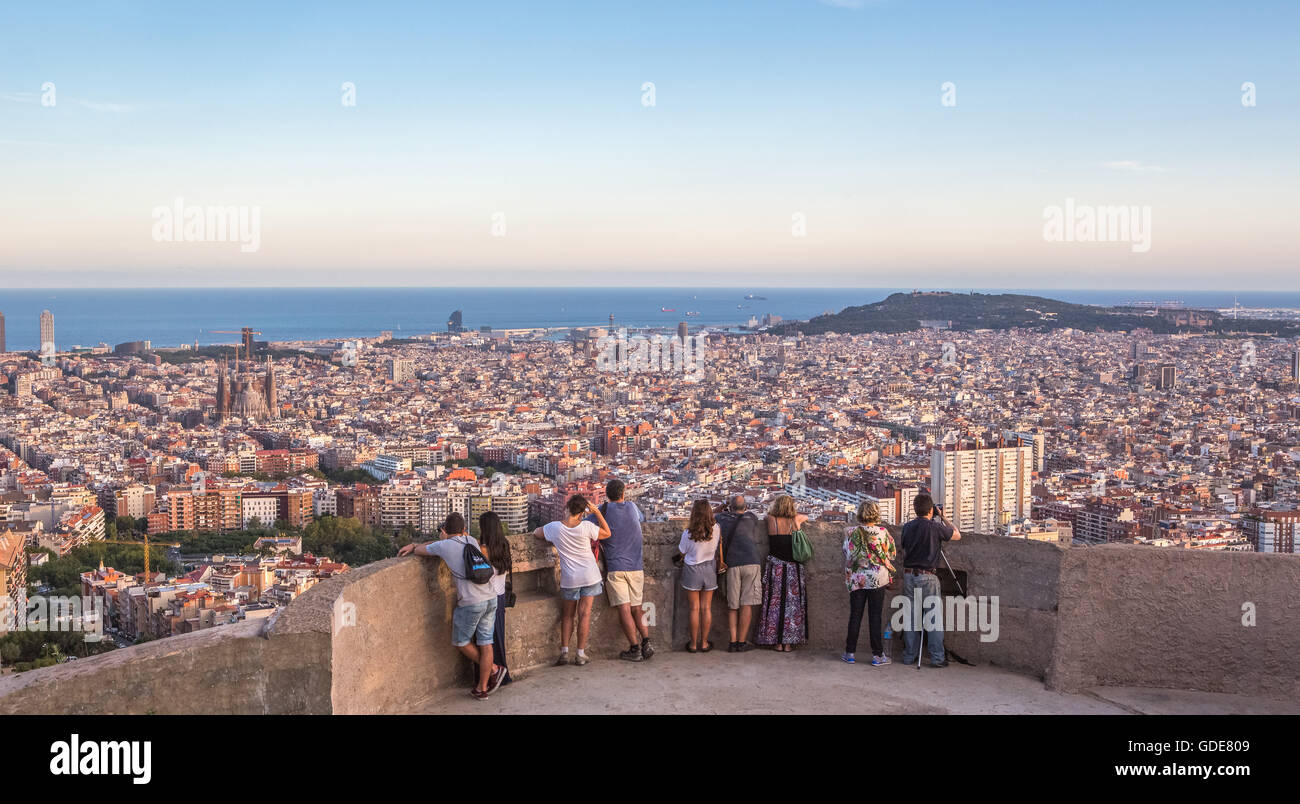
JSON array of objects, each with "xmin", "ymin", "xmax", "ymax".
[
  {"xmin": 685, "ymin": 641, "xmax": 698, "ymax": 653},
  {"xmin": 701, "ymin": 640, "xmax": 713, "ymax": 653}
]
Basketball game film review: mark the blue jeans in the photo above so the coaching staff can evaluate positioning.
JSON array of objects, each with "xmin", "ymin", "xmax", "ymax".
[
  {"xmin": 900, "ymin": 571, "xmax": 945, "ymax": 664},
  {"xmin": 452, "ymin": 598, "xmax": 498, "ymax": 647},
  {"xmin": 561, "ymin": 582, "xmax": 604, "ymax": 600}
]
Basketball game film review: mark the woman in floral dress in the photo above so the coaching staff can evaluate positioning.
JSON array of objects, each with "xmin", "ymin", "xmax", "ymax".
[{"xmin": 841, "ymin": 501, "xmax": 896, "ymax": 666}]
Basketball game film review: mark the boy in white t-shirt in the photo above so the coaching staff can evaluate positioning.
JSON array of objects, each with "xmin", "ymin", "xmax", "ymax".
[{"xmin": 532, "ymin": 494, "xmax": 611, "ymax": 666}]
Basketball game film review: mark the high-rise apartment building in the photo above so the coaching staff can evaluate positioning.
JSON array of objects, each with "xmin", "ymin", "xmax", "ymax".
[
  {"xmin": 388, "ymin": 358, "xmax": 414, "ymax": 383},
  {"xmin": 113, "ymin": 484, "xmax": 157, "ymax": 520},
  {"xmin": 1241, "ymin": 510, "xmax": 1297, "ymax": 554},
  {"xmin": 930, "ymin": 443, "xmax": 1033, "ymax": 534},
  {"xmin": 1003, "ymin": 430, "xmax": 1046, "ymax": 473},
  {"xmin": 0, "ymin": 529, "xmax": 28, "ymax": 633},
  {"xmin": 39, "ymin": 309, "xmax": 55, "ymax": 353},
  {"xmin": 0, "ymin": 310, "xmax": 6, "ymax": 353},
  {"xmin": 1156, "ymin": 363, "xmax": 1177, "ymax": 390},
  {"xmin": 379, "ymin": 484, "xmax": 421, "ymax": 532}
]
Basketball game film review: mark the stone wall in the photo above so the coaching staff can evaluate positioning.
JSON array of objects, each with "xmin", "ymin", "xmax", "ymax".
[
  {"xmin": 1, "ymin": 521, "xmax": 1295, "ymax": 713},
  {"xmin": 1048, "ymin": 543, "xmax": 1300, "ymax": 701},
  {"xmin": 0, "ymin": 619, "xmax": 331, "ymax": 715}
]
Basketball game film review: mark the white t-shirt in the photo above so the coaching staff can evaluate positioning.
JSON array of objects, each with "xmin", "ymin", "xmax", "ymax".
[
  {"xmin": 678, "ymin": 524, "xmax": 720, "ymax": 566},
  {"xmin": 543, "ymin": 520, "xmax": 603, "ymax": 589},
  {"xmin": 489, "ymin": 567, "xmax": 507, "ymax": 596}
]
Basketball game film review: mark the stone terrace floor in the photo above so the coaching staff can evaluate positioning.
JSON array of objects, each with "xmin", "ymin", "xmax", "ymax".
[{"xmin": 420, "ymin": 649, "xmax": 1298, "ymax": 715}]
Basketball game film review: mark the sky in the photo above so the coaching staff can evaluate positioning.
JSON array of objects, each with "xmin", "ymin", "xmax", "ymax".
[{"xmin": 1, "ymin": 0, "xmax": 1297, "ymax": 289}]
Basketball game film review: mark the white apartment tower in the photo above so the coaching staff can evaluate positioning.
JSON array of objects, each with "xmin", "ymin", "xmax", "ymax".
[{"xmin": 930, "ymin": 444, "xmax": 1033, "ymax": 534}]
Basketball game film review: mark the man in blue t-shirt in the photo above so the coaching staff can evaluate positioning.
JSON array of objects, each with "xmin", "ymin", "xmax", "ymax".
[{"xmin": 588, "ymin": 478, "xmax": 654, "ymax": 662}]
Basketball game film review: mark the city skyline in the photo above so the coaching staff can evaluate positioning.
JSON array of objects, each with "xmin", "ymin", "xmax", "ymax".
[{"xmin": 2, "ymin": 0, "xmax": 1298, "ymax": 288}]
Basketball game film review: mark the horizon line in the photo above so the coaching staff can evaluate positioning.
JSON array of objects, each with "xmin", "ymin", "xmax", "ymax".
[{"xmin": 0, "ymin": 286, "xmax": 1290, "ymax": 293}]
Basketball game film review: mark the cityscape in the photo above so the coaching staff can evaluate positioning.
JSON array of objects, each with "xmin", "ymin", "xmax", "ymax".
[{"xmin": 2, "ymin": 291, "xmax": 1299, "ymax": 665}]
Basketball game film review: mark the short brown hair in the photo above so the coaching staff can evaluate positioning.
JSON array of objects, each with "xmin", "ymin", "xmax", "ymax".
[
  {"xmin": 913, "ymin": 493, "xmax": 934, "ymax": 518},
  {"xmin": 566, "ymin": 494, "xmax": 590, "ymax": 517},
  {"xmin": 443, "ymin": 512, "xmax": 466, "ymax": 535}
]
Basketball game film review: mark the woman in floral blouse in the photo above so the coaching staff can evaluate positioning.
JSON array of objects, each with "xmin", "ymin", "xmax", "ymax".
[{"xmin": 842, "ymin": 501, "xmax": 896, "ymax": 666}]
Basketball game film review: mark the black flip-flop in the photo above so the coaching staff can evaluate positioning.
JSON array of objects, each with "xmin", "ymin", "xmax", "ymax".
[
  {"xmin": 701, "ymin": 640, "xmax": 713, "ymax": 652},
  {"xmin": 685, "ymin": 641, "xmax": 698, "ymax": 653}
]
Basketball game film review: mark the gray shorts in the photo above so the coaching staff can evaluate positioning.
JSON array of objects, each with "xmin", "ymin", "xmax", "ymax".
[{"xmin": 681, "ymin": 559, "xmax": 718, "ymax": 591}]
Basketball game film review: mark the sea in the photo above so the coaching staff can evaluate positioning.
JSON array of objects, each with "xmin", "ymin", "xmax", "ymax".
[{"xmin": 2, "ymin": 287, "xmax": 1300, "ymax": 352}]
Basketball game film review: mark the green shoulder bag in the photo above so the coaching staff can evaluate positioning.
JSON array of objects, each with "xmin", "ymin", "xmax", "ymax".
[{"xmin": 790, "ymin": 526, "xmax": 814, "ymax": 564}]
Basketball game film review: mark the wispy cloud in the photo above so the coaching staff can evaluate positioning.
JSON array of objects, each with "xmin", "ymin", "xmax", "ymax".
[
  {"xmin": 0, "ymin": 91, "xmax": 134, "ymax": 112},
  {"xmin": 1101, "ymin": 160, "xmax": 1167, "ymax": 173}
]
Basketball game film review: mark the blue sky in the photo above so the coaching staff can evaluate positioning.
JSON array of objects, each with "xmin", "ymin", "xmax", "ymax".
[{"xmin": 1, "ymin": 0, "xmax": 1297, "ymax": 288}]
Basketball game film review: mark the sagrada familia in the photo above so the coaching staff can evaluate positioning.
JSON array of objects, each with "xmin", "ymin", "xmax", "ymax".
[{"xmin": 215, "ymin": 355, "xmax": 278, "ymax": 421}]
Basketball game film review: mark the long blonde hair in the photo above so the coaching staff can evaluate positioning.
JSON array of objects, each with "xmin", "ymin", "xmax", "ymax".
[{"xmin": 768, "ymin": 495, "xmax": 797, "ymax": 520}]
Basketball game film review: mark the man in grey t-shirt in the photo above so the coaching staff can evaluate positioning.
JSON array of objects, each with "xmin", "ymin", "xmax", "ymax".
[
  {"xmin": 399, "ymin": 512, "xmax": 505, "ymax": 699},
  {"xmin": 713, "ymin": 495, "xmax": 763, "ymax": 652}
]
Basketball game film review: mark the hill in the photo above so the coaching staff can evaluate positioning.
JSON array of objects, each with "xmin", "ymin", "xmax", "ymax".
[{"xmin": 774, "ymin": 291, "xmax": 1300, "ymax": 337}]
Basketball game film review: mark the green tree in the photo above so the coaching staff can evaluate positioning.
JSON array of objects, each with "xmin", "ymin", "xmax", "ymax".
[{"xmin": 301, "ymin": 516, "xmax": 397, "ymax": 566}]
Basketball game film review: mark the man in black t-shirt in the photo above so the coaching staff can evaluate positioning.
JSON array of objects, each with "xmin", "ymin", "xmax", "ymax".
[{"xmin": 898, "ymin": 493, "xmax": 961, "ymax": 667}]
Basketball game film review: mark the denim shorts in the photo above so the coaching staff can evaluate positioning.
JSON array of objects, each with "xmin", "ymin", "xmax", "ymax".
[
  {"xmin": 561, "ymin": 581, "xmax": 604, "ymax": 600},
  {"xmin": 452, "ymin": 598, "xmax": 498, "ymax": 646}
]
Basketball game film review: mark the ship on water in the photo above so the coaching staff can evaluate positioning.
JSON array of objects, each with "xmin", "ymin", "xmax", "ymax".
[
  {"xmin": 661, "ymin": 307, "xmax": 676, "ymax": 312},
  {"xmin": 745, "ymin": 293, "xmax": 767, "ymax": 300},
  {"xmin": 685, "ymin": 310, "xmax": 700, "ymax": 316}
]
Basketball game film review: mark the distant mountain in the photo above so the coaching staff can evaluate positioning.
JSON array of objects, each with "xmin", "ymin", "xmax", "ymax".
[{"xmin": 774, "ymin": 291, "xmax": 1300, "ymax": 337}]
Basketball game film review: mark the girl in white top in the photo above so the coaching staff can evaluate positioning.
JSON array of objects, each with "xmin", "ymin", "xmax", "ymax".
[
  {"xmin": 678, "ymin": 522, "xmax": 721, "ymax": 564},
  {"xmin": 677, "ymin": 500, "xmax": 721, "ymax": 652}
]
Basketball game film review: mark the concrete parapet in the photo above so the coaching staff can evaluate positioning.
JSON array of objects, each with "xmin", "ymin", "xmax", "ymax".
[{"xmin": 1, "ymin": 521, "xmax": 1295, "ymax": 713}]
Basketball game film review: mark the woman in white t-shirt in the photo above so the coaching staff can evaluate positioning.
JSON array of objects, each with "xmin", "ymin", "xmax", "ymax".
[
  {"xmin": 531, "ymin": 494, "xmax": 611, "ymax": 666},
  {"xmin": 677, "ymin": 499, "xmax": 721, "ymax": 652}
]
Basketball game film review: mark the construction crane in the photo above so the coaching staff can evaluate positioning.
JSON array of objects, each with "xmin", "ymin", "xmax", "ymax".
[
  {"xmin": 209, "ymin": 328, "xmax": 263, "ymax": 365},
  {"xmin": 99, "ymin": 536, "xmax": 182, "ymax": 587}
]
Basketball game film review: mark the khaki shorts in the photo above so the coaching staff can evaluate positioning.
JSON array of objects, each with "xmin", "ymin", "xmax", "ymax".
[
  {"xmin": 606, "ymin": 570, "xmax": 644, "ymax": 607},
  {"xmin": 725, "ymin": 564, "xmax": 762, "ymax": 608}
]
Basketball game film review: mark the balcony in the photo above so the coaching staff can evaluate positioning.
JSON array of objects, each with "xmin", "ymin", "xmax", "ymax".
[{"xmin": 1, "ymin": 522, "xmax": 1296, "ymax": 714}]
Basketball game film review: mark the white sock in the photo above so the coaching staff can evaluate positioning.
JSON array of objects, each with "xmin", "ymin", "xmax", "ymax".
[
  {"xmin": 577, "ymin": 648, "xmax": 587, "ymax": 657},
  {"xmin": 560, "ymin": 646, "xmax": 569, "ymax": 653}
]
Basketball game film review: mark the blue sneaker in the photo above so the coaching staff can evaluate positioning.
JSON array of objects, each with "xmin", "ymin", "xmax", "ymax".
[
  {"xmin": 841, "ymin": 652, "xmax": 855, "ymax": 664},
  {"xmin": 871, "ymin": 654, "xmax": 891, "ymax": 667}
]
